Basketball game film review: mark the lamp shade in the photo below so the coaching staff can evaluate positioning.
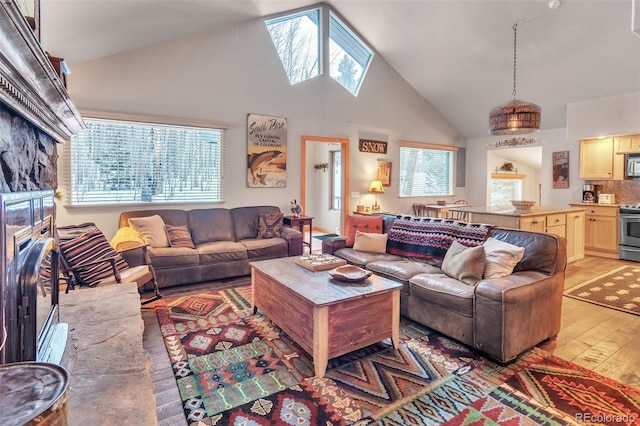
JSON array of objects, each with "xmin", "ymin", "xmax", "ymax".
[
  {"xmin": 368, "ymin": 180, "xmax": 384, "ymax": 193},
  {"xmin": 489, "ymin": 99, "xmax": 541, "ymax": 135}
]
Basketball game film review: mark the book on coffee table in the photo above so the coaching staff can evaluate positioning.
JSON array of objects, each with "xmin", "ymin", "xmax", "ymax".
[{"xmin": 295, "ymin": 254, "xmax": 347, "ymax": 271}]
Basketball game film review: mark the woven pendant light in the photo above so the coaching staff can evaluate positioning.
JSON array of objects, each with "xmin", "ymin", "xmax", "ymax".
[{"xmin": 489, "ymin": 23, "xmax": 541, "ymax": 135}]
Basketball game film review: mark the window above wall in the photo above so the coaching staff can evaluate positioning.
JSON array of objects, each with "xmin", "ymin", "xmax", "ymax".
[
  {"xmin": 398, "ymin": 142, "xmax": 457, "ymax": 197},
  {"xmin": 62, "ymin": 116, "xmax": 225, "ymax": 206},
  {"xmin": 265, "ymin": 5, "xmax": 374, "ymax": 96},
  {"xmin": 328, "ymin": 12, "xmax": 373, "ymax": 95},
  {"xmin": 265, "ymin": 8, "xmax": 321, "ymax": 85}
]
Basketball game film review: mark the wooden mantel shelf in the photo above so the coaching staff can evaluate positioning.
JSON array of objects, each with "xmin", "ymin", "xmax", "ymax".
[
  {"xmin": 491, "ymin": 172, "xmax": 527, "ymax": 179},
  {"xmin": 0, "ymin": 0, "xmax": 84, "ymax": 142}
]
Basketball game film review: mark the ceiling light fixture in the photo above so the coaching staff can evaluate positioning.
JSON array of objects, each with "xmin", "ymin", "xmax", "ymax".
[{"xmin": 489, "ymin": 22, "xmax": 541, "ymax": 135}]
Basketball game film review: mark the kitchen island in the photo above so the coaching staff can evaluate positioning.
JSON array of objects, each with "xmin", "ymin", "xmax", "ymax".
[{"xmin": 450, "ymin": 205, "xmax": 586, "ymax": 262}]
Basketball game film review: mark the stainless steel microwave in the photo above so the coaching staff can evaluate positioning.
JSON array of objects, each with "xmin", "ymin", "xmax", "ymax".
[{"xmin": 627, "ymin": 153, "xmax": 640, "ymax": 177}]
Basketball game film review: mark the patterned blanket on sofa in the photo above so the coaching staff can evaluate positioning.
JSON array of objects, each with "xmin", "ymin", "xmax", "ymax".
[{"xmin": 386, "ymin": 216, "xmax": 493, "ymax": 262}]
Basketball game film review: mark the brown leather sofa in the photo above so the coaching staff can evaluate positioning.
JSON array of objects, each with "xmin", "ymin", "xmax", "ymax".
[
  {"xmin": 322, "ymin": 215, "xmax": 567, "ymax": 363},
  {"xmin": 112, "ymin": 206, "xmax": 303, "ymax": 288}
]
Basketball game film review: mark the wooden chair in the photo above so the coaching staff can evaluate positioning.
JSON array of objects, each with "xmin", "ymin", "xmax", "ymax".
[
  {"xmin": 447, "ymin": 200, "xmax": 470, "ymax": 221},
  {"xmin": 57, "ymin": 223, "xmax": 161, "ymax": 305},
  {"xmin": 412, "ymin": 203, "xmax": 437, "ymax": 217}
]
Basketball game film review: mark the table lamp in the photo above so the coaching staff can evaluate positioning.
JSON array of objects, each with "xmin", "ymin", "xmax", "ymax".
[{"xmin": 368, "ymin": 180, "xmax": 384, "ymax": 212}]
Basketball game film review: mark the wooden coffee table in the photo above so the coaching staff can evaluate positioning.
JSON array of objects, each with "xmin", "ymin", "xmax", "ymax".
[{"xmin": 250, "ymin": 257, "xmax": 402, "ymax": 377}]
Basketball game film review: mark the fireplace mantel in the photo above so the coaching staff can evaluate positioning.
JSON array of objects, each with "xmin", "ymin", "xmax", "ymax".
[{"xmin": 0, "ymin": 0, "xmax": 84, "ymax": 142}]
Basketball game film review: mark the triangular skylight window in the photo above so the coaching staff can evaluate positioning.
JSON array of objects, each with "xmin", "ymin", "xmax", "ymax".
[
  {"xmin": 329, "ymin": 11, "xmax": 373, "ymax": 96},
  {"xmin": 266, "ymin": 8, "xmax": 321, "ymax": 85}
]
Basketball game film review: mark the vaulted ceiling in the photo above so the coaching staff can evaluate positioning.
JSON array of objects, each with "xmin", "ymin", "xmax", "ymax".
[{"xmin": 41, "ymin": 0, "xmax": 640, "ymax": 140}]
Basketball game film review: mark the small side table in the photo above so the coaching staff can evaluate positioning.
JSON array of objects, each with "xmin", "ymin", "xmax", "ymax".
[{"xmin": 283, "ymin": 215, "xmax": 313, "ymax": 252}]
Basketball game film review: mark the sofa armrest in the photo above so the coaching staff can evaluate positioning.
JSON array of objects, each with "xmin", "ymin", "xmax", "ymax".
[
  {"xmin": 279, "ymin": 227, "xmax": 303, "ymax": 256},
  {"xmin": 321, "ymin": 236, "xmax": 347, "ymax": 254},
  {"xmin": 473, "ymin": 270, "xmax": 564, "ymax": 363}
]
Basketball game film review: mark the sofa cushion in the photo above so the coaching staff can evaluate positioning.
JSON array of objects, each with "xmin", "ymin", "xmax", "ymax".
[
  {"xmin": 441, "ymin": 240, "xmax": 486, "ymax": 285},
  {"xmin": 483, "ymin": 237, "xmax": 525, "ymax": 278},
  {"xmin": 257, "ymin": 213, "xmax": 284, "ymax": 239},
  {"xmin": 190, "ymin": 209, "xmax": 235, "ymax": 244},
  {"xmin": 148, "ymin": 247, "xmax": 199, "ymax": 268},
  {"xmin": 232, "ymin": 206, "xmax": 283, "ymax": 241},
  {"xmin": 409, "ymin": 273, "xmax": 475, "ymax": 317},
  {"xmin": 489, "ymin": 228, "xmax": 563, "ymax": 275},
  {"xmin": 366, "ymin": 260, "xmax": 440, "ymax": 294},
  {"xmin": 352, "ymin": 231, "xmax": 388, "ymax": 253},
  {"xmin": 128, "ymin": 215, "xmax": 170, "ymax": 248},
  {"xmin": 387, "ymin": 216, "xmax": 491, "ymax": 263},
  {"xmin": 197, "ymin": 241, "xmax": 248, "ymax": 264},
  {"xmin": 346, "ymin": 215, "xmax": 383, "ymax": 247},
  {"xmin": 165, "ymin": 224, "xmax": 195, "ymax": 249},
  {"xmin": 334, "ymin": 247, "xmax": 403, "ymax": 268},
  {"xmin": 240, "ymin": 238, "xmax": 289, "ymax": 259}
]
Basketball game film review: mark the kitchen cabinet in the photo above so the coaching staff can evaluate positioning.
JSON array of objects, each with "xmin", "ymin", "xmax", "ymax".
[
  {"xmin": 614, "ymin": 134, "xmax": 640, "ymax": 154},
  {"xmin": 571, "ymin": 204, "xmax": 619, "ymax": 259},
  {"xmin": 579, "ymin": 138, "xmax": 624, "ymax": 180},
  {"xmin": 565, "ymin": 211, "xmax": 585, "ymax": 262},
  {"xmin": 520, "ymin": 216, "xmax": 545, "ymax": 232},
  {"xmin": 465, "ymin": 206, "xmax": 585, "ymax": 262}
]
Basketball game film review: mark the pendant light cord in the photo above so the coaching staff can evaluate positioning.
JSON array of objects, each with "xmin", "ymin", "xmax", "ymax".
[{"xmin": 512, "ymin": 23, "xmax": 518, "ymax": 100}]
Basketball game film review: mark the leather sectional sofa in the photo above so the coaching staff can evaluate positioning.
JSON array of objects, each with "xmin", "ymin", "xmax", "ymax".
[
  {"xmin": 111, "ymin": 206, "xmax": 303, "ymax": 288},
  {"xmin": 322, "ymin": 214, "xmax": 567, "ymax": 363}
]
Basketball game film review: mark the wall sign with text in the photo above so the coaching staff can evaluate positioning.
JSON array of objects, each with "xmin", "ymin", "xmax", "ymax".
[
  {"xmin": 359, "ymin": 139, "xmax": 387, "ymax": 154},
  {"xmin": 247, "ymin": 114, "xmax": 287, "ymax": 188}
]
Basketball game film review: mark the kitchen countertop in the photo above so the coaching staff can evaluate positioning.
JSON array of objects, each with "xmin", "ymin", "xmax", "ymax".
[
  {"xmin": 449, "ymin": 205, "xmax": 587, "ymax": 217},
  {"xmin": 569, "ymin": 202, "xmax": 621, "ymax": 207}
]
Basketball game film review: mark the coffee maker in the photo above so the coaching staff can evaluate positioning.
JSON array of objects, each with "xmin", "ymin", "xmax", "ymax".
[{"xmin": 582, "ymin": 184, "xmax": 598, "ymax": 203}]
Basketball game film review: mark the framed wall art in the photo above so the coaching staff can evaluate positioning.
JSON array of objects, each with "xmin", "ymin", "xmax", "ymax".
[
  {"xmin": 552, "ymin": 151, "xmax": 569, "ymax": 189},
  {"xmin": 247, "ymin": 114, "xmax": 287, "ymax": 188},
  {"xmin": 377, "ymin": 160, "xmax": 392, "ymax": 186}
]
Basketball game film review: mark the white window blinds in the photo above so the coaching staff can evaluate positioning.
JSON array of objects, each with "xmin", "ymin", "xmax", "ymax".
[
  {"xmin": 398, "ymin": 142, "xmax": 456, "ymax": 197},
  {"xmin": 65, "ymin": 117, "xmax": 224, "ymax": 206}
]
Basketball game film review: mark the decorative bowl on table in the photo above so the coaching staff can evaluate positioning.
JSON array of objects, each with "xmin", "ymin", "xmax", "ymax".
[
  {"xmin": 328, "ymin": 265, "xmax": 372, "ymax": 282},
  {"xmin": 511, "ymin": 200, "xmax": 536, "ymax": 210},
  {"xmin": 436, "ymin": 200, "xmax": 447, "ymax": 206}
]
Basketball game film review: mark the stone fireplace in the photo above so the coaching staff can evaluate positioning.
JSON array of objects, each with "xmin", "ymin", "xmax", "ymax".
[{"xmin": 0, "ymin": 0, "xmax": 84, "ymax": 365}]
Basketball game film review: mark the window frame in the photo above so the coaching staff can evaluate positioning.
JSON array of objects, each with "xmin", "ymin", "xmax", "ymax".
[
  {"xmin": 59, "ymin": 111, "xmax": 227, "ymax": 207},
  {"xmin": 397, "ymin": 141, "xmax": 457, "ymax": 198}
]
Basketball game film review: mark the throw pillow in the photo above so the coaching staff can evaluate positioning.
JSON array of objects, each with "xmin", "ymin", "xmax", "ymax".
[
  {"xmin": 165, "ymin": 224, "xmax": 195, "ymax": 249},
  {"xmin": 352, "ymin": 231, "xmax": 388, "ymax": 254},
  {"xmin": 257, "ymin": 213, "xmax": 284, "ymax": 239},
  {"xmin": 441, "ymin": 240, "xmax": 486, "ymax": 285},
  {"xmin": 483, "ymin": 237, "xmax": 525, "ymax": 279},
  {"xmin": 345, "ymin": 215, "xmax": 383, "ymax": 247},
  {"xmin": 59, "ymin": 230, "xmax": 129, "ymax": 287},
  {"xmin": 127, "ymin": 215, "xmax": 170, "ymax": 248}
]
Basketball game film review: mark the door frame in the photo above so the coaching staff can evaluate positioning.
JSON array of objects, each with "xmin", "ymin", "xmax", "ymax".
[{"xmin": 301, "ymin": 135, "xmax": 350, "ymax": 236}]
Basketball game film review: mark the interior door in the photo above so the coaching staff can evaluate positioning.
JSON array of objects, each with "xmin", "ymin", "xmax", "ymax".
[{"xmin": 301, "ymin": 135, "xmax": 350, "ymax": 238}]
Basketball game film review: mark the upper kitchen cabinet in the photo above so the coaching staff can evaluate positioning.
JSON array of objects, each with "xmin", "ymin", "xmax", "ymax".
[
  {"xmin": 579, "ymin": 138, "xmax": 624, "ymax": 180},
  {"xmin": 614, "ymin": 134, "xmax": 640, "ymax": 154}
]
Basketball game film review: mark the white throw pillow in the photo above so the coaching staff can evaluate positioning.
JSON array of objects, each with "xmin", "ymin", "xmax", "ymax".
[
  {"xmin": 127, "ymin": 215, "xmax": 170, "ymax": 248},
  {"xmin": 482, "ymin": 237, "xmax": 525, "ymax": 278},
  {"xmin": 352, "ymin": 231, "xmax": 388, "ymax": 254}
]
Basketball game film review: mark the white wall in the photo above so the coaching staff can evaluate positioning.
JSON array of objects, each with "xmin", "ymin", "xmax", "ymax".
[
  {"xmin": 57, "ymin": 15, "xmax": 463, "ymax": 238},
  {"xmin": 466, "ymin": 128, "xmax": 583, "ymax": 209},
  {"xmin": 567, "ymin": 92, "xmax": 640, "ymax": 140}
]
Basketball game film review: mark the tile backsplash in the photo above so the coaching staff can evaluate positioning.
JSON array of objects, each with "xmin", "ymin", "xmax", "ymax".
[{"xmin": 598, "ymin": 180, "xmax": 640, "ymax": 204}]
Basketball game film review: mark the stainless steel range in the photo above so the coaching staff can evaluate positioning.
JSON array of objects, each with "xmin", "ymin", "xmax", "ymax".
[{"xmin": 619, "ymin": 203, "xmax": 640, "ymax": 262}]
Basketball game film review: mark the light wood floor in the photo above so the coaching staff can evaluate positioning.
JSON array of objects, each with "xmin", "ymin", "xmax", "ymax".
[{"xmin": 141, "ymin": 256, "xmax": 640, "ymax": 425}]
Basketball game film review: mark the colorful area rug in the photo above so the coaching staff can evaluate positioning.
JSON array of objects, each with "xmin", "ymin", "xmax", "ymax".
[
  {"xmin": 155, "ymin": 287, "xmax": 640, "ymax": 425},
  {"xmin": 313, "ymin": 233, "xmax": 339, "ymax": 240},
  {"xmin": 564, "ymin": 265, "xmax": 640, "ymax": 315}
]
